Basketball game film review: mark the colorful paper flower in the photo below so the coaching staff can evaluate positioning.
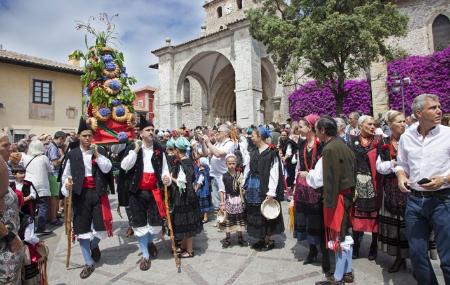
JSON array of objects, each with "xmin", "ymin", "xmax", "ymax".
[
  {"xmin": 115, "ymin": 105, "xmax": 125, "ymax": 117},
  {"xmin": 109, "ymin": 79, "xmax": 121, "ymax": 91},
  {"xmin": 99, "ymin": 107, "xmax": 111, "ymax": 117},
  {"xmin": 101, "ymin": 54, "xmax": 114, "ymax": 63},
  {"xmin": 105, "ymin": 62, "xmax": 117, "ymax": 71},
  {"xmin": 117, "ymin": 132, "xmax": 128, "ymax": 143},
  {"xmin": 111, "ymin": 99, "xmax": 121, "ymax": 106}
]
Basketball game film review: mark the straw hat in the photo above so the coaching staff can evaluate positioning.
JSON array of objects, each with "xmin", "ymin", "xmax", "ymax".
[
  {"xmin": 217, "ymin": 209, "xmax": 227, "ymax": 224},
  {"xmin": 260, "ymin": 198, "xmax": 281, "ymax": 220}
]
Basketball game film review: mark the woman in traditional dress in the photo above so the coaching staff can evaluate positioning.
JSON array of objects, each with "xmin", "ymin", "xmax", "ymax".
[
  {"xmin": 294, "ymin": 115, "xmax": 328, "ymax": 271},
  {"xmin": 219, "ymin": 154, "xmax": 247, "ymax": 247},
  {"xmin": 279, "ymin": 129, "xmax": 297, "ymax": 199},
  {"xmin": 244, "ymin": 126, "xmax": 284, "ymax": 251},
  {"xmin": 349, "ymin": 115, "xmax": 381, "ymax": 260},
  {"xmin": 170, "ymin": 137, "xmax": 203, "ymax": 258},
  {"xmin": 376, "ymin": 110, "xmax": 437, "ymax": 272}
]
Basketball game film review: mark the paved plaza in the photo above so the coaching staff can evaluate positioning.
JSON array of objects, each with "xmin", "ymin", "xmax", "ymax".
[{"xmin": 45, "ymin": 196, "xmax": 444, "ymax": 285}]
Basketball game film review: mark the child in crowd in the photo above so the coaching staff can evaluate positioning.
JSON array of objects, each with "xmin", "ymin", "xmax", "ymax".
[
  {"xmin": 194, "ymin": 157, "xmax": 211, "ymax": 223},
  {"xmin": 218, "ymin": 154, "xmax": 247, "ymax": 248}
]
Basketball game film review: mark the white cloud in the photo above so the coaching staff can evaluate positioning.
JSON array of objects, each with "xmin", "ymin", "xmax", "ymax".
[{"xmin": 0, "ymin": 0, "xmax": 203, "ymax": 88}]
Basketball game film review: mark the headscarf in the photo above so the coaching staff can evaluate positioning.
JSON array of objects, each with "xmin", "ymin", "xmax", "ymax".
[
  {"xmin": 304, "ymin": 114, "xmax": 320, "ymax": 128},
  {"xmin": 175, "ymin": 136, "xmax": 190, "ymax": 151},
  {"xmin": 199, "ymin": 157, "xmax": 209, "ymax": 167},
  {"xmin": 166, "ymin": 138, "xmax": 175, "ymax": 149},
  {"xmin": 257, "ymin": 126, "xmax": 272, "ymax": 139}
]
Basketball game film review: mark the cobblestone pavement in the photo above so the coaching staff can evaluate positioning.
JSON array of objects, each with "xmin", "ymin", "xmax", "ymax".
[{"xmin": 47, "ymin": 196, "xmax": 444, "ymax": 285}]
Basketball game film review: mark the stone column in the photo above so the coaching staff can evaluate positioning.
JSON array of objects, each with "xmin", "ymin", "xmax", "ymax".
[
  {"xmin": 233, "ymin": 35, "xmax": 263, "ymax": 127},
  {"xmin": 370, "ymin": 61, "xmax": 390, "ymax": 117},
  {"xmin": 156, "ymin": 52, "xmax": 178, "ymax": 129}
]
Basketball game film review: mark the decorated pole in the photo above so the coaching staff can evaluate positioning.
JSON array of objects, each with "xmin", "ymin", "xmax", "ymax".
[{"xmin": 71, "ymin": 13, "xmax": 137, "ymax": 144}]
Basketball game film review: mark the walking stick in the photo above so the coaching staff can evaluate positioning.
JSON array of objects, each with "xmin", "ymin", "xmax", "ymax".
[
  {"xmin": 164, "ymin": 184, "xmax": 181, "ymax": 272},
  {"xmin": 64, "ymin": 176, "xmax": 73, "ymax": 269}
]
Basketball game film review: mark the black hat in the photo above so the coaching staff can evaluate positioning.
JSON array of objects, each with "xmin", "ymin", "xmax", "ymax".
[
  {"xmin": 77, "ymin": 117, "xmax": 92, "ymax": 134},
  {"xmin": 138, "ymin": 114, "xmax": 154, "ymax": 130}
]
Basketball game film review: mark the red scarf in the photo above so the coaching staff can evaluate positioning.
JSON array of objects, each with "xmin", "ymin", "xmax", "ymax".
[{"xmin": 323, "ymin": 188, "xmax": 351, "ymax": 252}]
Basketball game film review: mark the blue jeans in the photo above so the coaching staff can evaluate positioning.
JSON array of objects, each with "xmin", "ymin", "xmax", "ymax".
[
  {"xmin": 36, "ymin": 196, "xmax": 49, "ymax": 232},
  {"xmin": 405, "ymin": 194, "xmax": 450, "ymax": 285}
]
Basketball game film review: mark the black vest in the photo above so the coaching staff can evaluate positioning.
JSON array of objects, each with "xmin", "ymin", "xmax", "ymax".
[
  {"xmin": 123, "ymin": 142, "xmax": 165, "ymax": 194},
  {"xmin": 66, "ymin": 147, "xmax": 111, "ymax": 196}
]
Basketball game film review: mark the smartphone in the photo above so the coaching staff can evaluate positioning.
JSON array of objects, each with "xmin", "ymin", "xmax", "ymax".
[{"xmin": 417, "ymin": 178, "xmax": 432, "ymax": 185}]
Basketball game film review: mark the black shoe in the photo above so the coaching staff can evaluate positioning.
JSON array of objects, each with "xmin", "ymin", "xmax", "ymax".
[
  {"xmin": 343, "ymin": 271, "xmax": 354, "ymax": 283},
  {"xmin": 237, "ymin": 236, "xmax": 247, "ymax": 247},
  {"xmin": 251, "ymin": 239, "xmax": 265, "ymax": 250},
  {"xmin": 221, "ymin": 238, "xmax": 231, "ymax": 249},
  {"xmin": 388, "ymin": 258, "xmax": 406, "ymax": 273},
  {"xmin": 91, "ymin": 247, "xmax": 101, "ymax": 262},
  {"xmin": 352, "ymin": 244, "xmax": 360, "ymax": 259},
  {"xmin": 368, "ymin": 242, "xmax": 377, "ymax": 261},
  {"xmin": 259, "ymin": 240, "xmax": 275, "ymax": 252},
  {"xmin": 303, "ymin": 245, "xmax": 318, "ymax": 265},
  {"xmin": 50, "ymin": 219, "xmax": 64, "ymax": 227},
  {"xmin": 80, "ymin": 265, "xmax": 95, "ymax": 279}
]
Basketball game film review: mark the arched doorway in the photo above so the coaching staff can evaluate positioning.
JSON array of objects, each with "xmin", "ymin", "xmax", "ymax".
[
  {"xmin": 177, "ymin": 51, "xmax": 236, "ymax": 126},
  {"xmin": 261, "ymin": 58, "xmax": 277, "ymax": 123},
  {"xmin": 432, "ymin": 14, "xmax": 450, "ymax": 51}
]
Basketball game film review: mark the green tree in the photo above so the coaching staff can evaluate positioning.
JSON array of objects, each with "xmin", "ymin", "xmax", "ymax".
[{"xmin": 247, "ymin": 0, "xmax": 409, "ymax": 114}]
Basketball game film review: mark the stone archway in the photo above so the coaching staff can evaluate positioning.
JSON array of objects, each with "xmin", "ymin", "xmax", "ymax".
[
  {"xmin": 176, "ymin": 51, "xmax": 236, "ymax": 126},
  {"xmin": 261, "ymin": 58, "xmax": 277, "ymax": 123}
]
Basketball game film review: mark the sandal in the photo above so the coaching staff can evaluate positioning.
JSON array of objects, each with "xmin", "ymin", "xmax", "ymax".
[
  {"xmin": 221, "ymin": 238, "xmax": 231, "ymax": 248},
  {"xmin": 176, "ymin": 247, "xmax": 186, "ymax": 254},
  {"xmin": 178, "ymin": 250, "xmax": 194, "ymax": 258}
]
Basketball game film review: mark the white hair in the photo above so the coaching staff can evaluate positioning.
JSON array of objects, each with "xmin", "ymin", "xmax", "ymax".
[
  {"xmin": 412, "ymin": 94, "xmax": 439, "ymax": 114},
  {"xmin": 334, "ymin": 117, "xmax": 346, "ymax": 131},
  {"xmin": 27, "ymin": 140, "xmax": 45, "ymax": 156},
  {"xmin": 358, "ymin": 115, "xmax": 373, "ymax": 126}
]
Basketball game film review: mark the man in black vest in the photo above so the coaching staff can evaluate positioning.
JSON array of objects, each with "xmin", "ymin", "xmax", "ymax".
[
  {"xmin": 120, "ymin": 115, "xmax": 171, "ymax": 271},
  {"xmin": 61, "ymin": 117, "xmax": 113, "ymax": 279}
]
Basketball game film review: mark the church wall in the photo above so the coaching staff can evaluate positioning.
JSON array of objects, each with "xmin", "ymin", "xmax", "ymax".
[{"xmin": 180, "ymin": 76, "xmax": 204, "ymax": 129}]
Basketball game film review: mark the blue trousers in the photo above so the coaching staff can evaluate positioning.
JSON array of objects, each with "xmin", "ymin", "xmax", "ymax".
[
  {"xmin": 405, "ymin": 195, "xmax": 450, "ymax": 285},
  {"xmin": 36, "ymin": 196, "xmax": 49, "ymax": 232}
]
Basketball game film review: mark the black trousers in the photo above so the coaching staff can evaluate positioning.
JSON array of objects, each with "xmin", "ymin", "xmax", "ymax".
[
  {"xmin": 72, "ymin": 188, "xmax": 105, "ymax": 235},
  {"xmin": 128, "ymin": 190, "xmax": 163, "ymax": 228}
]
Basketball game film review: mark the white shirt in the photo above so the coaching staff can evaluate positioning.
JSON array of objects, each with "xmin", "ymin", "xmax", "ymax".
[
  {"xmin": 22, "ymin": 154, "xmax": 53, "ymax": 197},
  {"xmin": 306, "ymin": 157, "xmax": 323, "ymax": 189},
  {"xmin": 15, "ymin": 181, "xmax": 37, "ymax": 199},
  {"xmin": 210, "ymin": 138, "xmax": 236, "ymax": 178},
  {"xmin": 395, "ymin": 124, "xmax": 450, "ymax": 191},
  {"xmin": 243, "ymin": 148, "xmax": 280, "ymax": 197},
  {"xmin": 120, "ymin": 145, "xmax": 171, "ymax": 183},
  {"xmin": 61, "ymin": 147, "xmax": 112, "ymax": 197}
]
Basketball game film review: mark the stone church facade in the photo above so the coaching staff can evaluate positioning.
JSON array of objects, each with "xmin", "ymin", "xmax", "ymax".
[{"xmin": 152, "ymin": 0, "xmax": 450, "ymax": 129}]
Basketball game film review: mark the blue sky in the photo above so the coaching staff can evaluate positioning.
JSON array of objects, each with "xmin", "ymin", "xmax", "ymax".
[{"xmin": 0, "ymin": 0, "xmax": 204, "ymax": 88}]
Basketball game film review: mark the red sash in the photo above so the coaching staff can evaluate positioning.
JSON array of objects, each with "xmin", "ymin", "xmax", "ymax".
[
  {"xmin": 323, "ymin": 188, "xmax": 352, "ymax": 252},
  {"xmin": 139, "ymin": 173, "xmax": 166, "ymax": 219},
  {"xmin": 82, "ymin": 176, "xmax": 113, "ymax": 237}
]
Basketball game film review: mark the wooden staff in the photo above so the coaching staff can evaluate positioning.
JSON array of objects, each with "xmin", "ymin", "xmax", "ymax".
[
  {"xmin": 163, "ymin": 184, "xmax": 181, "ymax": 272},
  {"xmin": 64, "ymin": 176, "xmax": 73, "ymax": 269}
]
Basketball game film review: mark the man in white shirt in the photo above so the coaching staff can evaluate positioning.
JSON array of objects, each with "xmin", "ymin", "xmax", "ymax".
[
  {"xmin": 345, "ymin": 112, "xmax": 360, "ymax": 136},
  {"xmin": 395, "ymin": 94, "xmax": 450, "ymax": 285},
  {"xmin": 201, "ymin": 124, "xmax": 235, "ymax": 211}
]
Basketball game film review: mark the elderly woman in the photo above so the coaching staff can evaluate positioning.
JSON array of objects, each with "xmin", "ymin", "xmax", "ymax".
[
  {"xmin": 349, "ymin": 115, "xmax": 381, "ymax": 260},
  {"xmin": 22, "ymin": 140, "xmax": 53, "ymax": 234},
  {"xmin": 244, "ymin": 126, "xmax": 284, "ymax": 251},
  {"xmin": 334, "ymin": 117, "xmax": 350, "ymax": 144}
]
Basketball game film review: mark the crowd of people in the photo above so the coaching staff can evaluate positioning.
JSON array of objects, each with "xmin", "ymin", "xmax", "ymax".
[{"xmin": 0, "ymin": 93, "xmax": 449, "ymax": 285}]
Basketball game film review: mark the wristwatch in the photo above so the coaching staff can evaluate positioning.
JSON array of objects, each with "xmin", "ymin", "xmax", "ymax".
[{"xmin": 0, "ymin": 230, "xmax": 16, "ymax": 243}]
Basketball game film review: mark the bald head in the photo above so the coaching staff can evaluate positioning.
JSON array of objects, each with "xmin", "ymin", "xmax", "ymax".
[
  {"xmin": 0, "ymin": 156, "xmax": 8, "ymax": 199},
  {"xmin": 0, "ymin": 134, "xmax": 11, "ymax": 161}
]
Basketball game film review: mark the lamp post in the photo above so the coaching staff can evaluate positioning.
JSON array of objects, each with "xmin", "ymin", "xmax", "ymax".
[{"xmin": 391, "ymin": 72, "xmax": 411, "ymax": 114}]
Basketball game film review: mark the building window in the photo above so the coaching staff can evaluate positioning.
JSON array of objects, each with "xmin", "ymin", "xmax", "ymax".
[
  {"xmin": 217, "ymin": 6, "xmax": 223, "ymax": 18},
  {"xmin": 432, "ymin": 14, "xmax": 450, "ymax": 51},
  {"xmin": 33, "ymin": 79, "xmax": 52, "ymax": 104},
  {"xmin": 138, "ymin": 100, "xmax": 144, "ymax": 108},
  {"xmin": 237, "ymin": 0, "xmax": 242, "ymax": 9},
  {"xmin": 183, "ymin": 79, "xmax": 190, "ymax": 104}
]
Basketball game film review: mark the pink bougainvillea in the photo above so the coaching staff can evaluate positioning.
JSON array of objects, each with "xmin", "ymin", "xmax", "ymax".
[
  {"xmin": 288, "ymin": 80, "xmax": 372, "ymax": 120},
  {"xmin": 387, "ymin": 46, "xmax": 450, "ymax": 115},
  {"xmin": 289, "ymin": 46, "xmax": 450, "ymax": 120}
]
